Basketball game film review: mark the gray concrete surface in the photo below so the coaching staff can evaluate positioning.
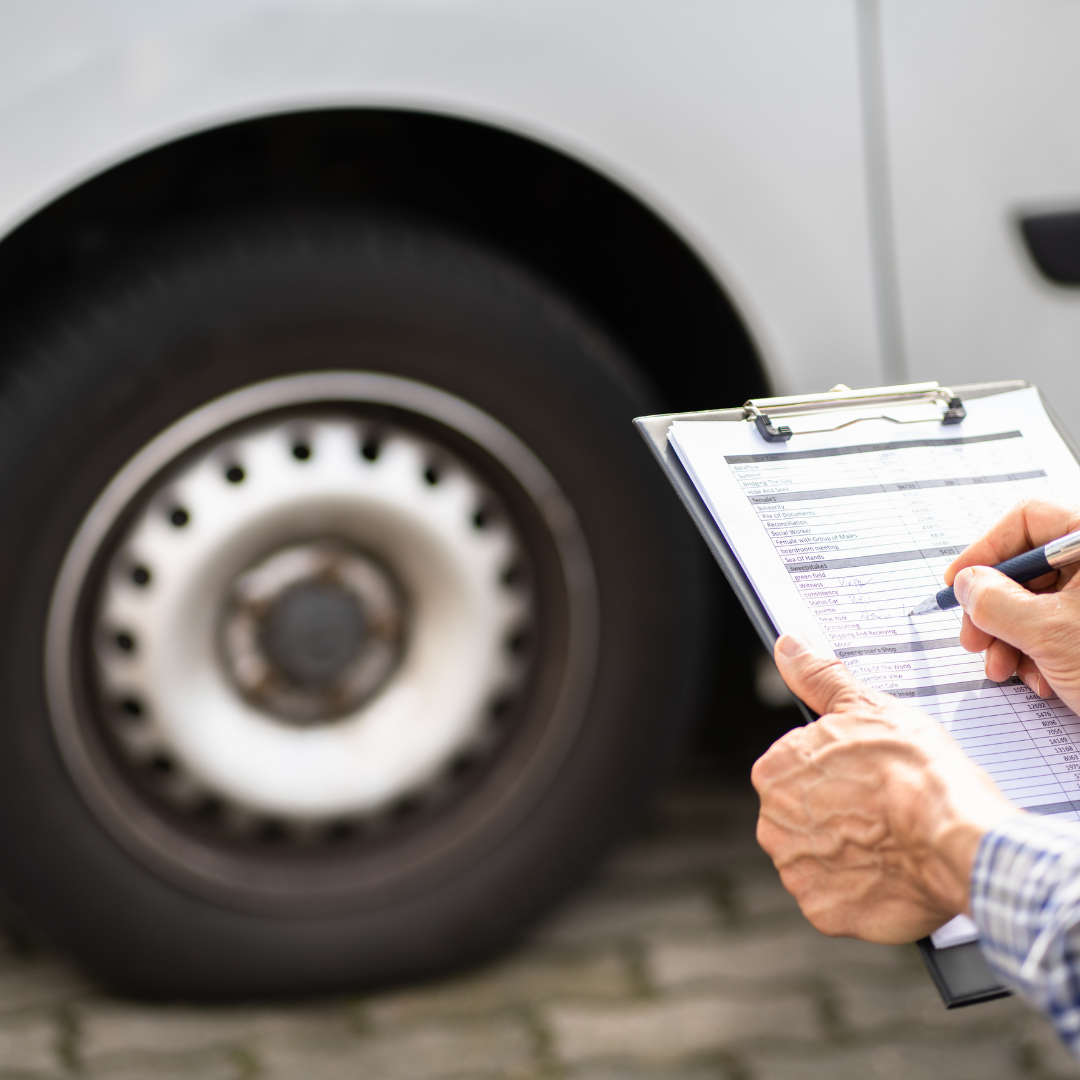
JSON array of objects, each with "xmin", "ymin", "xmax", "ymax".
[{"xmin": 0, "ymin": 761, "xmax": 1076, "ymax": 1079}]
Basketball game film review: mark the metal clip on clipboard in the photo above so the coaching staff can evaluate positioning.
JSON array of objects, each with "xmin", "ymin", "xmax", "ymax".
[{"xmin": 744, "ymin": 381, "xmax": 968, "ymax": 442}]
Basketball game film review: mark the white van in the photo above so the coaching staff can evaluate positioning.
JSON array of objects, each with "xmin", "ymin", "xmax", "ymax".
[{"xmin": 0, "ymin": 1, "xmax": 1077, "ymax": 996}]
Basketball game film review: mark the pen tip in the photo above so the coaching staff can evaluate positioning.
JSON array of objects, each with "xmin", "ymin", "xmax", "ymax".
[{"xmin": 909, "ymin": 596, "xmax": 940, "ymax": 616}]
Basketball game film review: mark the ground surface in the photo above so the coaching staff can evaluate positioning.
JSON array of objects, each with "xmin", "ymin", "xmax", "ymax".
[{"xmin": 0, "ymin": 762, "xmax": 1076, "ymax": 1080}]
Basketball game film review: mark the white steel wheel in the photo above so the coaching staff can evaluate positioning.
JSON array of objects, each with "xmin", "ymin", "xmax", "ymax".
[
  {"xmin": 95, "ymin": 415, "xmax": 529, "ymax": 826},
  {"xmin": 46, "ymin": 373, "xmax": 597, "ymax": 909}
]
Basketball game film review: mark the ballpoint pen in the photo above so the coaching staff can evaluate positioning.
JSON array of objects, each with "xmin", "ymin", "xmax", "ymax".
[{"xmin": 910, "ymin": 525, "xmax": 1080, "ymax": 616}]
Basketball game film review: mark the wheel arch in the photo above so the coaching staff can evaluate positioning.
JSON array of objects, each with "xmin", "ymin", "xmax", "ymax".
[{"xmin": 0, "ymin": 108, "xmax": 767, "ymax": 411}]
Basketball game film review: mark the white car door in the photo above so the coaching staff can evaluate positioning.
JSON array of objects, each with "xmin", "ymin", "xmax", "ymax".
[{"xmin": 878, "ymin": 0, "xmax": 1080, "ymax": 431}]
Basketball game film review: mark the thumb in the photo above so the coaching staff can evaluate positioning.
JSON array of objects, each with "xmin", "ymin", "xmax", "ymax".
[
  {"xmin": 773, "ymin": 633, "xmax": 864, "ymax": 716},
  {"xmin": 953, "ymin": 565, "xmax": 1045, "ymax": 652}
]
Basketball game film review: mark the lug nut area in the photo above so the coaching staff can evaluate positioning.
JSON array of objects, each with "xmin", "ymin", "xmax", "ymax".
[{"xmin": 222, "ymin": 541, "xmax": 408, "ymax": 724}]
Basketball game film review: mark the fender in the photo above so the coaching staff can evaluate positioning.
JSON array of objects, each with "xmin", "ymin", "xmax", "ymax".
[{"xmin": 0, "ymin": 0, "xmax": 883, "ymax": 396}]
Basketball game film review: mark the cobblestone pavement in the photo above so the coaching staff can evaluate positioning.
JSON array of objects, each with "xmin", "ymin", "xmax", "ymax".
[{"xmin": 0, "ymin": 762, "xmax": 1077, "ymax": 1079}]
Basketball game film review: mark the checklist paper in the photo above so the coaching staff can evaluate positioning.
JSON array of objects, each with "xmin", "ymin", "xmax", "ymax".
[{"xmin": 669, "ymin": 387, "xmax": 1080, "ymax": 949}]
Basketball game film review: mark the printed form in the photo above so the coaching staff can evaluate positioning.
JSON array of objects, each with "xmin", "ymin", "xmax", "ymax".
[{"xmin": 670, "ymin": 387, "xmax": 1080, "ymax": 946}]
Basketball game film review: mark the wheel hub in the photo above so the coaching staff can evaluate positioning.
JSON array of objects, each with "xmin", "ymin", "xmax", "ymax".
[{"xmin": 223, "ymin": 541, "xmax": 407, "ymax": 723}]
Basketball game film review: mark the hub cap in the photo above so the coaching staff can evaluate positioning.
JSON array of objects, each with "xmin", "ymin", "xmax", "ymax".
[{"xmin": 223, "ymin": 541, "xmax": 406, "ymax": 723}]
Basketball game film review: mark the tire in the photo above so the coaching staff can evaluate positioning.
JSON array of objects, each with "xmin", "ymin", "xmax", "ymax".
[{"xmin": 0, "ymin": 212, "xmax": 706, "ymax": 996}]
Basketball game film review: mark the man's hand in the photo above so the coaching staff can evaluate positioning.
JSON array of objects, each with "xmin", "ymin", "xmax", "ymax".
[
  {"xmin": 946, "ymin": 499, "xmax": 1080, "ymax": 715},
  {"xmin": 752, "ymin": 634, "xmax": 1017, "ymax": 944}
]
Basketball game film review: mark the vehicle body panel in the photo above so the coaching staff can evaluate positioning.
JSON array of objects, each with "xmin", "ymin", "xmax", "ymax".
[
  {"xmin": 881, "ymin": 0, "xmax": 1080, "ymax": 424},
  {"xmin": 0, "ymin": 0, "xmax": 882, "ymax": 397}
]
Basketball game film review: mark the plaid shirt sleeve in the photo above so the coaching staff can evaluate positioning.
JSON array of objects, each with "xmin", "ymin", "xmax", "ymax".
[{"xmin": 971, "ymin": 814, "xmax": 1080, "ymax": 1055}]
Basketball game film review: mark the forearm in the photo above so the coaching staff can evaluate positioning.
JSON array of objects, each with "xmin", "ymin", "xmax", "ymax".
[{"xmin": 972, "ymin": 814, "xmax": 1080, "ymax": 1056}]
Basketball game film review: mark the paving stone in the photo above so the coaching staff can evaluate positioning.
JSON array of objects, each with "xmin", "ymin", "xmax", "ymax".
[
  {"xmin": 746, "ymin": 1039, "xmax": 1027, "ymax": 1080},
  {"xmin": 0, "ymin": 1014, "xmax": 59, "ymax": 1074},
  {"xmin": 544, "ymin": 993, "xmax": 819, "ymax": 1063},
  {"xmin": 569, "ymin": 1068, "xmax": 725, "ymax": 1080},
  {"xmin": 534, "ymin": 889, "xmax": 719, "ymax": 948},
  {"xmin": 834, "ymin": 980, "xmax": 1034, "ymax": 1034},
  {"xmin": 366, "ymin": 949, "xmax": 633, "ymax": 1027},
  {"xmin": 1015, "ymin": 1013, "xmax": 1080, "ymax": 1076},
  {"xmin": 77, "ymin": 1000, "xmax": 351, "ymax": 1061},
  {"xmin": 258, "ymin": 1018, "xmax": 536, "ymax": 1080},
  {"xmin": 84, "ymin": 1052, "xmax": 242, "ymax": 1080},
  {"xmin": 731, "ymin": 872, "xmax": 803, "ymax": 920},
  {"xmin": 648, "ymin": 926, "xmax": 909, "ymax": 990}
]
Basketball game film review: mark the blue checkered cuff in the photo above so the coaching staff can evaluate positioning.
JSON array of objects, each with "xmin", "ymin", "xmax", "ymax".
[{"xmin": 972, "ymin": 813, "xmax": 1080, "ymax": 1055}]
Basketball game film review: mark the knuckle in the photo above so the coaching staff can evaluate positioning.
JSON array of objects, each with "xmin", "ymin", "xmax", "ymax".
[
  {"xmin": 755, "ymin": 816, "xmax": 777, "ymax": 852},
  {"xmin": 808, "ymin": 656, "xmax": 848, "ymax": 682},
  {"xmin": 804, "ymin": 657, "xmax": 858, "ymax": 700},
  {"xmin": 749, "ymin": 756, "xmax": 770, "ymax": 791}
]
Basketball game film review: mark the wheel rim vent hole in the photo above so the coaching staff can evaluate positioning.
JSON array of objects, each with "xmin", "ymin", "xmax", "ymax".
[
  {"xmin": 325, "ymin": 821, "xmax": 358, "ymax": 843},
  {"xmin": 361, "ymin": 439, "xmax": 380, "ymax": 462},
  {"xmin": 115, "ymin": 632, "xmax": 135, "ymax": 653},
  {"xmin": 490, "ymin": 695, "xmax": 514, "ymax": 724},
  {"xmin": 225, "ymin": 465, "xmax": 245, "ymax": 484},
  {"xmin": 170, "ymin": 508, "xmax": 189, "ymax": 528},
  {"xmin": 391, "ymin": 796, "xmax": 420, "ymax": 821},
  {"xmin": 131, "ymin": 566, "xmax": 151, "ymax": 587},
  {"xmin": 506, "ymin": 628, "xmax": 529, "ymax": 656},
  {"xmin": 196, "ymin": 797, "xmax": 223, "ymax": 822},
  {"xmin": 119, "ymin": 697, "xmax": 143, "ymax": 719},
  {"xmin": 292, "ymin": 443, "xmax": 311, "ymax": 461},
  {"xmin": 148, "ymin": 754, "xmax": 174, "ymax": 776},
  {"xmin": 259, "ymin": 820, "xmax": 288, "ymax": 844},
  {"xmin": 449, "ymin": 751, "xmax": 477, "ymax": 779},
  {"xmin": 473, "ymin": 507, "xmax": 489, "ymax": 530},
  {"xmin": 501, "ymin": 563, "xmax": 524, "ymax": 589},
  {"xmin": 423, "ymin": 465, "xmax": 440, "ymax": 486}
]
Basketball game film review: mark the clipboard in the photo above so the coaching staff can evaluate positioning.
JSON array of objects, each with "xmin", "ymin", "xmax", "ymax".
[{"xmin": 634, "ymin": 378, "xmax": 1080, "ymax": 1009}]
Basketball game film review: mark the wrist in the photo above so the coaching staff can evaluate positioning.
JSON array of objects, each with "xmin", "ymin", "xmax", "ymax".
[
  {"xmin": 893, "ymin": 751, "xmax": 1017, "ymax": 917},
  {"xmin": 926, "ymin": 805, "xmax": 1006, "ymax": 916}
]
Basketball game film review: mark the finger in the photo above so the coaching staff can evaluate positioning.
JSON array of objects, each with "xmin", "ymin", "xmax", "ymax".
[
  {"xmin": 1016, "ymin": 655, "xmax": 1052, "ymax": 698},
  {"xmin": 1025, "ymin": 571, "xmax": 1060, "ymax": 593},
  {"xmin": 945, "ymin": 499, "xmax": 1080, "ymax": 585},
  {"xmin": 1058, "ymin": 564, "xmax": 1080, "ymax": 591},
  {"xmin": 958, "ymin": 610, "xmax": 994, "ymax": 654},
  {"xmin": 773, "ymin": 634, "xmax": 868, "ymax": 716},
  {"xmin": 984, "ymin": 638, "xmax": 1021, "ymax": 683},
  {"xmin": 952, "ymin": 565, "xmax": 1046, "ymax": 651}
]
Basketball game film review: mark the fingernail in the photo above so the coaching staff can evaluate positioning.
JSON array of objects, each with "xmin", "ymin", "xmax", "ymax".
[
  {"xmin": 953, "ymin": 567, "xmax": 973, "ymax": 607},
  {"xmin": 1022, "ymin": 670, "xmax": 1041, "ymax": 695},
  {"xmin": 777, "ymin": 633, "xmax": 810, "ymax": 657}
]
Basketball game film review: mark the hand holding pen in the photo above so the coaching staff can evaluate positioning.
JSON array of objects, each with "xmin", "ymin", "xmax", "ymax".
[
  {"xmin": 916, "ymin": 500, "xmax": 1080, "ymax": 710},
  {"xmin": 911, "ymin": 523, "xmax": 1080, "ymax": 614}
]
